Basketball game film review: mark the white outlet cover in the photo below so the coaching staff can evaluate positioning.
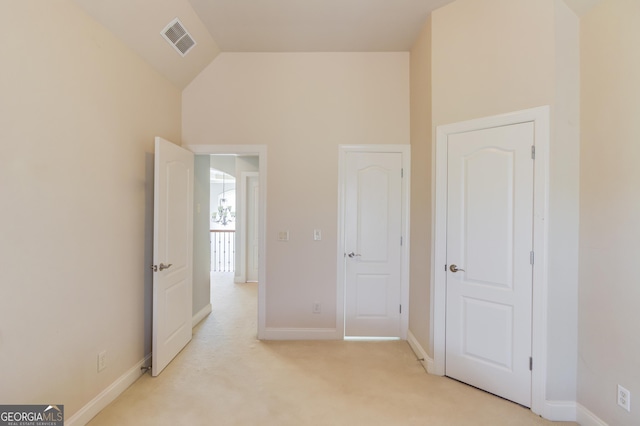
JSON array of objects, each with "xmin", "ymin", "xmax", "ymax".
[
  {"xmin": 277, "ymin": 231, "xmax": 289, "ymax": 241},
  {"xmin": 314, "ymin": 229, "xmax": 322, "ymax": 241},
  {"xmin": 618, "ymin": 384, "xmax": 631, "ymax": 412}
]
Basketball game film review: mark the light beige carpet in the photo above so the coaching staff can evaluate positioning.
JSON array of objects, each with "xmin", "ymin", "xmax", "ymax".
[{"xmin": 88, "ymin": 273, "xmax": 576, "ymax": 426}]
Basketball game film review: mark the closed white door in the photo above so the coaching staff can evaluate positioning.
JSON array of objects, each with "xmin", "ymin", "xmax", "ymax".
[
  {"xmin": 344, "ymin": 152, "xmax": 402, "ymax": 337},
  {"xmin": 445, "ymin": 123, "xmax": 534, "ymax": 406},
  {"xmin": 152, "ymin": 137, "xmax": 194, "ymax": 376},
  {"xmin": 246, "ymin": 175, "xmax": 259, "ymax": 282}
]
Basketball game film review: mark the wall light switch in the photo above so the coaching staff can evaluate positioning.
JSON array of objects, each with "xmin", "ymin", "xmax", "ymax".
[
  {"xmin": 277, "ymin": 231, "xmax": 289, "ymax": 241},
  {"xmin": 313, "ymin": 229, "xmax": 322, "ymax": 241},
  {"xmin": 97, "ymin": 350, "xmax": 106, "ymax": 372}
]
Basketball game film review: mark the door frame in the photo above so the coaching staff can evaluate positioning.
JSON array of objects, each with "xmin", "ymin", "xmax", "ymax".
[
  {"xmin": 240, "ymin": 171, "xmax": 259, "ymax": 282},
  {"xmin": 234, "ymin": 171, "xmax": 259, "ymax": 283},
  {"xmin": 432, "ymin": 106, "xmax": 549, "ymax": 415},
  {"xmin": 337, "ymin": 144, "xmax": 411, "ymax": 339},
  {"xmin": 187, "ymin": 144, "xmax": 267, "ymax": 339}
]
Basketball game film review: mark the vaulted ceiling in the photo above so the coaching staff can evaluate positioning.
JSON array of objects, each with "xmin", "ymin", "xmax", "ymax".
[{"xmin": 73, "ymin": 0, "xmax": 601, "ymax": 89}]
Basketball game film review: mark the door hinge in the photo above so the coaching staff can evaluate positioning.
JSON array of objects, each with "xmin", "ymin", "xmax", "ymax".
[
  {"xmin": 399, "ymin": 304, "xmax": 402, "ymax": 314},
  {"xmin": 531, "ymin": 145, "xmax": 536, "ymax": 160},
  {"xmin": 529, "ymin": 357, "xmax": 533, "ymax": 371},
  {"xmin": 530, "ymin": 251, "xmax": 534, "ymax": 265},
  {"xmin": 401, "ymin": 168, "xmax": 404, "ymax": 178}
]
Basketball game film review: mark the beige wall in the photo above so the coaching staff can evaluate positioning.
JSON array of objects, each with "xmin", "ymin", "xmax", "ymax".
[
  {"xmin": 580, "ymin": 1, "xmax": 640, "ymax": 424},
  {"xmin": 432, "ymin": 0, "xmax": 555, "ymax": 125},
  {"xmin": 430, "ymin": 0, "xmax": 579, "ymax": 404},
  {"xmin": 183, "ymin": 52, "xmax": 409, "ymax": 329},
  {"xmin": 409, "ymin": 18, "xmax": 433, "ymax": 354},
  {"xmin": 0, "ymin": 0, "xmax": 181, "ymax": 417}
]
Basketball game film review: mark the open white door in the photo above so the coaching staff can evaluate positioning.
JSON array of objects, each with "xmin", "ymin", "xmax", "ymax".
[
  {"xmin": 152, "ymin": 137, "xmax": 194, "ymax": 376},
  {"xmin": 445, "ymin": 123, "xmax": 534, "ymax": 406}
]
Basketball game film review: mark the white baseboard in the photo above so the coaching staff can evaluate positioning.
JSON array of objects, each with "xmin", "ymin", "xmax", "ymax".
[
  {"xmin": 262, "ymin": 327, "xmax": 340, "ymax": 340},
  {"xmin": 66, "ymin": 354, "xmax": 151, "ymax": 426},
  {"xmin": 192, "ymin": 303, "xmax": 212, "ymax": 328},
  {"xmin": 406, "ymin": 331, "xmax": 580, "ymax": 423},
  {"xmin": 541, "ymin": 400, "xmax": 576, "ymax": 421},
  {"xmin": 576, "ymin": 404, "xmax": 608, "ymax": 426},
  {"xmin": 406, "ymin": 330, "xmax": 436, "ymax": 374}
]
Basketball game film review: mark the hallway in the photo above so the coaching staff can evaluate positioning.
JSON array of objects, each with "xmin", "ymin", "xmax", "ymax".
[{"xmin": 88, "ymin": 273, "xmax": 574, "ymax": 425}]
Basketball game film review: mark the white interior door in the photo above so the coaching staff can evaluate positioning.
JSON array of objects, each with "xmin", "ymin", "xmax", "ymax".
[
  {"xmin": 445, "ymin": 123, "xmax": 534, "ymax": 406},
  {"xmin": 246, "ymin": 175, "xmax": 259, "ymax": 282},
  {"xmin": 152, "ymin": 137, "xmax": 194, "ymax": 376},
  {"xmin": 344, "ymin": 152, "xmax": 402, "ymax": 337}
]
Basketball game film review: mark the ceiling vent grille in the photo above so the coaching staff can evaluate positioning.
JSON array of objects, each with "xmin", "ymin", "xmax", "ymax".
[{"xmin": 161, "ymin": 18, "xmax": 196, "ymax": 57}]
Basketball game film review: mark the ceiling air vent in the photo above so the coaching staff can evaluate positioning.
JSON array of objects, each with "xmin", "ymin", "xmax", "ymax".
[{"xmin": 161, "ymin": 18, "xmax": 196, "ymax": 57}]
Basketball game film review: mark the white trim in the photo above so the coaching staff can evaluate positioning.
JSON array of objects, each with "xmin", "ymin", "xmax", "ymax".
[
  {"xmin": 432, "ymin": 106, "xmax": 550, "ymax": 415},
  {"xmin": 192, "ymin": 303, "xmax": 212, "ymax": 328},
  {"xmin": 337, "ymin": 145, "xmax": 411, "ymax": 340},
  {"xmin": 262, "ymin": 327, "xmax": 341, "ymax": 340},
  {"xmin": 407, "ymin": 330, "xmax": 435, "ymax": 374},
  {"xmin": 576, "ymin": 404, "xmax": 609, "ymax": 426},
  {"xmin": 186, "ymin": 144, "xmax": 267, "ymax": 339},
  {"xmin": 542, "ymin": 400, "xmax": 576, "ymax": 422},
  {"xmin": 66, "ymin": 354, "xmax": 151, "ymax": 426},
  {"xmin": 236, "ymin": 171, "xmax": 260, "ymax": 284},
  {"xmin": 234, "ymin": 171, "xmax": 248, "ymax": 284}
]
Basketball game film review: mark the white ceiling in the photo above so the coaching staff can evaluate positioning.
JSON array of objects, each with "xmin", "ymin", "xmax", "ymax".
[
  {"xmin": 188, "ymin": 0, "xmax": 456, "ymax": 52},
  {"xmin": 74, "ymin": 0, "xmax": 601, "ymax": 89}
]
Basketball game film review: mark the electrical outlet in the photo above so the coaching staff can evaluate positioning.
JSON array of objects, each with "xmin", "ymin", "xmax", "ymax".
[
  {"xmin": 98, "ymin": 351, "xmax": 107, "ymax": 372},
  {"xmin": 312, "ymin": 302, "xmax": 321, "ymax": 314},
  {"xmin": 277, "ymin": 231, "xmax": 289, "ymax": 241},
  {"xmin": 313, "ymin": 229, "xmax": 322, "ymax": 241},
  {"xmin": 618, "ymin": 385, "xmax": 631, "ymax": 412}
]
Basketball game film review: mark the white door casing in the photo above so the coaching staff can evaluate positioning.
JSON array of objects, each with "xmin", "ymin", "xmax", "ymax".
[
  {"xmin": 433, "ymin": 106, "xmax": 549, "ymax": 416},
  {"xmin": 246, "ymin": 174, "xmax": 259, "ymax": 282},
  {"xmin": 338, "ymin": 145, "xmax": 410, "ymax": 339},
  {"xmin": 445, "ymin": 123, "xmax": 534, "ymax": 406},
  {"xmin": 152, "ymin": 137, "xmax": 194, "ymax": 376},
  {"xmin": 187, "ymin": 144, "xmax": 267, "ymax": 339}
]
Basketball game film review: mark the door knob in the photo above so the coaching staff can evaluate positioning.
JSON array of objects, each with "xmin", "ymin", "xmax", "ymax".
[
  {"xmin": 449, "ymin": 264, "xmax": 465, "ymax": 273},
  {"xmin": 347, "ymin": 252, "xmax": 362, "ymax": 258},
  {"xmin": 159, "ymin": 263, "xmax": 173, "ymax": 271}
]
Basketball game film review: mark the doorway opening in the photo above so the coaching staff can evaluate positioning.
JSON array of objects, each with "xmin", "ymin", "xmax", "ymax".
[{"xmin": 189, "ymin": 144, "xmax": 267, "ymax": 339}]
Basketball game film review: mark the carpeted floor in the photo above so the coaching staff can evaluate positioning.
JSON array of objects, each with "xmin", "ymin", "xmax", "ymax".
[{"xmin": 88, "ymin": 272, "xmax": 576, "ymax": 425}]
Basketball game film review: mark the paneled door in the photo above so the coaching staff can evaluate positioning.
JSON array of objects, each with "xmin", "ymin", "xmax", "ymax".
[
  {"xmin": 445, "ymin": 123, "xmax": 534, "ymax": 406},
  {"xmin": 152, "ymin": 137, "xmax": 194, "ymax": 376},
  {"xmin": 344, "ymin": 152, "xmax": 403, "ymax": 337}
]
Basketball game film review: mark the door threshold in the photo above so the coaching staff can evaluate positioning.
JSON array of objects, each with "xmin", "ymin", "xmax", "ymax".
[{"xmin": 344, "ymin": 336, "xmax": 400, "ymax": 341}]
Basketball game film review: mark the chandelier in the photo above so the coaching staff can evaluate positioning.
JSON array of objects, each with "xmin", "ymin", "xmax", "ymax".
[{"xmin": 213, "ymin": 172, "xmax": 233, "ymax": 226}]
